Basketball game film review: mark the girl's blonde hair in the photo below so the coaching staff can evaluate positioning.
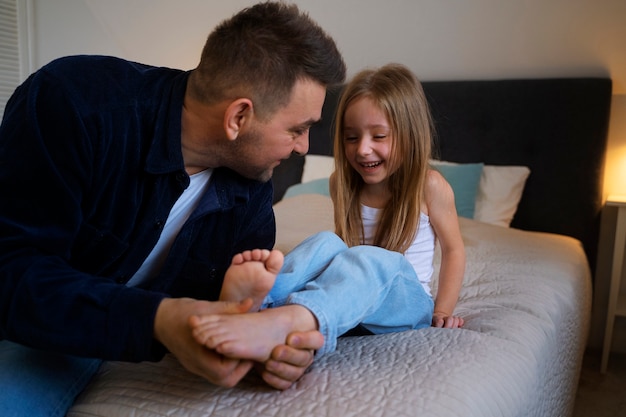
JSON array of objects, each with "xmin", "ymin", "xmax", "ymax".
[{"xmin": 332, "ymin": 63, "xmax": 433, "ymax": 253}]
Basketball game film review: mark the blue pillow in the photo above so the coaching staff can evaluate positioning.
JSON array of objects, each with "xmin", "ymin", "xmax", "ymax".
[
  {"xmin": 284, "ymin": 177, "xmax": 330, "ymax": 199},
  {"xmin": 283, "ymin": 164, "xmax": 483, "ymax": 219},
  {"xmin": 430, "ymin": 162, "xmax": 484, "ymax": 218}
]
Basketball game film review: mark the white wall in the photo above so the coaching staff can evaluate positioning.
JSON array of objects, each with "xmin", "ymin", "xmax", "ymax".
[
  {"xmin": 31, "ymin": 0, "xmax": 626, "ymax": 90},
  {"xmin": 30, "ymin": 0, "xmax": 626, "ymax": 196}
]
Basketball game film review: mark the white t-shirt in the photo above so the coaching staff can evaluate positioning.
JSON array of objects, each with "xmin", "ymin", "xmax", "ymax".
[
  {"xmin": 126, "ymin": 169, "xmax": 213, "ymax": 287},
  {"xmin": 361, "ymin": 205, "xmax": 436, "ymax": 296}
]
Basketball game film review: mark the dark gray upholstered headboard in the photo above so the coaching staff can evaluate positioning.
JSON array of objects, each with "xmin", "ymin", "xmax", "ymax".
[{"xmin": 272, "ymin": 78, "xmax": 612, "ymax": 271}]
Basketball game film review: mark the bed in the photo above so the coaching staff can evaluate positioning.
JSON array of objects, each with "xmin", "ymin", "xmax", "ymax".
[{"xmin": 67, "ymin": 77, "xmax": 612, "ymax": 417}]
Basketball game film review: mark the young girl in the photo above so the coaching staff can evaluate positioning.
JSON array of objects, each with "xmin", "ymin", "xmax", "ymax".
[
  {"xmin": 190, "ymin": 64, "xmax": 465, "ymax": 361},
  {"xmin": 332, "ymin": 63, "xmax": 465, "ymax": 329}
]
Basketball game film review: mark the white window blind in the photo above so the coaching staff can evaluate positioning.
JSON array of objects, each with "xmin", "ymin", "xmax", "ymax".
[{"xmin": 0, "ymin": 0, "xmax": 22, "ymax": 118}]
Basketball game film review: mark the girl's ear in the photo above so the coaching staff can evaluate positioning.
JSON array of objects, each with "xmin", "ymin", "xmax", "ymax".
[{"xmin": 224, "ymin": 98, "xmax": 254, "ymax": 140}]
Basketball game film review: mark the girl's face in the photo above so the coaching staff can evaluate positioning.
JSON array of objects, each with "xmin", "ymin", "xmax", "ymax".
[{"xmin": 342, "ymin": 96, "xmax": 395, "ymax": 187}]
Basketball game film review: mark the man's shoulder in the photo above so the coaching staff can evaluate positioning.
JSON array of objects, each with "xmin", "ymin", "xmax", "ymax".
[
  {"xmin": 30, "ymin": 55, "xmax": 186, "ymax": 112},
  {"xmin": 40, "ymin": 55, "xmax": 181, "ymax": 80}
]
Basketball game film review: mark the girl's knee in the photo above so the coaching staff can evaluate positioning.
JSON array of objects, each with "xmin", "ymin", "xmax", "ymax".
[
  {"xmin": 308, "ymin": 231, "xmax": 346, "ymax": 248},
  {"xmin": 314, "ymin": 230, "xmax": 341, "ymax": 241}
]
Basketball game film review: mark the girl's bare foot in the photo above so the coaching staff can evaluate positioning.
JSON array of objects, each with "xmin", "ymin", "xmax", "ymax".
[
  {"xmin": 190, "ymin": 305, "xmax": 317, "ymax": 362},
  {"xmin": 219, "ymin": 249, "xmax": 284, "ymax": 312}
]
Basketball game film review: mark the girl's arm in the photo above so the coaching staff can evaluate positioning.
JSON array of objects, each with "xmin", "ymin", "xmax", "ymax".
[{"xmin": 425, "ymin": 170, "xmax": 466, "ymax": 328}]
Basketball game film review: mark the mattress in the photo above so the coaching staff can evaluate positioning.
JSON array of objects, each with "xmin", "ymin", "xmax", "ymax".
[{"xmin": 68, "ymin": 194, "xmax": 591, "ymax": 417}]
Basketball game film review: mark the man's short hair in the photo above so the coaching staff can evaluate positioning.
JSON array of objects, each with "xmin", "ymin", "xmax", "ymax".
[{"xmin": 189, "ymin": 1, "xmax": 346, "ymax": 120}]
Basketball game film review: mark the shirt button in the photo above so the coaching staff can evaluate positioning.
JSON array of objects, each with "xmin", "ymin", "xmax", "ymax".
[{"xmin": 154, "ymin": 220, "xmax": 164, "ymax": 229}]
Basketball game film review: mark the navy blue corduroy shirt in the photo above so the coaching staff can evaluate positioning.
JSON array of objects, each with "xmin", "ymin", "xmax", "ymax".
[{"xmin": 0, "ymin": 56, "xmax": 276, "ymax": 362}]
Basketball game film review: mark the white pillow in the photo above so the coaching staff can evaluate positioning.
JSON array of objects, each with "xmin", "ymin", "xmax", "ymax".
[
  {"xmin": 302, "ymin": 155, "xmax": 335, "ymax": 183},
  {"xmin": 475, "ymin": 165, "xmax": 531, "ymax": 227},
  {"xmin": 431, "ymin": 160, "xmax": 530, "ymax": 227}
]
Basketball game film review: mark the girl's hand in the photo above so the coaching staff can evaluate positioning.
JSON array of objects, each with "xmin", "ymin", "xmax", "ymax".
[{"xmin": 432, "ymin": 312, "xmax": 464, "ymax": 329}]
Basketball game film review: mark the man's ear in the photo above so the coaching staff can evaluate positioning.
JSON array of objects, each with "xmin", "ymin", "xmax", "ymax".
[{"xmin": 224, "ymin": 98, "xmax": 254, "ymax": 140}]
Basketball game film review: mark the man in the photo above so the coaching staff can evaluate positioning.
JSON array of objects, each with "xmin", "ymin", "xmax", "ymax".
[{"xmin": 0, "ymin": 2, "xmax": 346, "ymax": 415}]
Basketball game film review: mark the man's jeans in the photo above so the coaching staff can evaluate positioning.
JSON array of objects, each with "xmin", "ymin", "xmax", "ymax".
[
  {"xmin": 265, "ymin": 231, "xmax": 434, "ymax": 355},
  {"xmin": 0, "ymin": 340, "xmax": 101, "ymax": 417}
]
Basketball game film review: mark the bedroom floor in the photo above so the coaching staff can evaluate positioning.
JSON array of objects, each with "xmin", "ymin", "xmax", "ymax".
[{"xmin": 574, "ymin": 349, "xmax": 626, "ymax": 416}]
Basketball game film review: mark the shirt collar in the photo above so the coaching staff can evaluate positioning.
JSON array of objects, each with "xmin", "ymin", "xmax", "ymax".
[{"xmin": 144, "ymin": 71, "xmax": 190, "ymax": 176}]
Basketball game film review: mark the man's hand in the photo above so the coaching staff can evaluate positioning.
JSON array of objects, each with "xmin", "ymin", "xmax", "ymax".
[
  {"xmin": 154, "ymin": 297, "xmax": 254, "ymax": 387},
  {"xmin": 258, "ymin": 330, "xmax": 324, "ymax": 390}
]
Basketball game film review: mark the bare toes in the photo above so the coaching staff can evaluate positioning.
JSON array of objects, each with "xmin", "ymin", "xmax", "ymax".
[
  {"xmin": 266, "ymin": 250, "xmax": 284, "ymax": 274},
  {"xmin": 251, "ymin": 248, "xmax": 270, "ymax": 262},
  {"xmin": 231, "ymin": 253, "xmax": 245, "ymax": 265}
]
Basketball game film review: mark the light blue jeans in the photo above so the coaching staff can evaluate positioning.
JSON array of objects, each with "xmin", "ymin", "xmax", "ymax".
[
  {"xmin": 264, "ymin": 231, "xmax": 434, "ymax": 355},
  {"xmin": 0, "ymin": 340, "xmax": 101, "ymax": 416}
]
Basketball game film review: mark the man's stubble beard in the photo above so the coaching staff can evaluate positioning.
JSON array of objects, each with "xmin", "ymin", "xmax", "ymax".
[{"xmin": 228, "ymin": 128, "xmax": 275, "ymax": 183}]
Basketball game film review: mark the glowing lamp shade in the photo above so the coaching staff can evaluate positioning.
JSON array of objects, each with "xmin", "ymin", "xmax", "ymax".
[{"xmin": 605, "ymin": 144, "xmax": 626, "ymax": 199}]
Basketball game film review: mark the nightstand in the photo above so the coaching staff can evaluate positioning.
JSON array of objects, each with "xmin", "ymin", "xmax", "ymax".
[{"xmin": 601, "ymin": 195, "xmax": 626, "ymax": 373}]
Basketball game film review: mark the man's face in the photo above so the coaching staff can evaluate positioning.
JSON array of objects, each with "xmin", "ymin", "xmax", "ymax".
[{"xmin": 227, "ymin": 78, "xmax": 326, "ymax": 182}]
